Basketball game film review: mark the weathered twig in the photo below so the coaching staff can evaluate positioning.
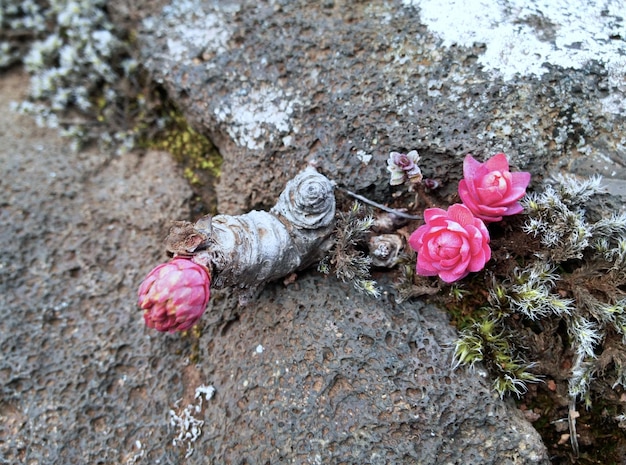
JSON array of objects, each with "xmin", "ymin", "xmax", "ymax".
[
  {"xmin": 340, "ymin": 188, "xmax": 422, "ymax": 220},
  {"xmin": 165, "ymin": 167, "xmax": 336, "ymax": 305}
]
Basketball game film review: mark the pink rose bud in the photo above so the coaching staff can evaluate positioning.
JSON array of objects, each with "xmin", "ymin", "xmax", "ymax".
[
  {"xmin": 137, "ymin": 257, "xmax": 211, "ymax": 332},
  {"xmin": 458, "ymin": 153, "xmax": 531, "ymax": 223},
  {"xmin": 408, "ymin": 204, "xmax": 491, "ymax": 283}
]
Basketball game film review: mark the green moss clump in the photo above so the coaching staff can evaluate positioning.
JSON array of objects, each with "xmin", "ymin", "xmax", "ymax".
[
  {"xmin": 139, "ymin": 105, "xmax": 223, "ymax": 213},
  {"xmin": 142, "ymin": 108, "xmax": 221, "ymax": 179}
]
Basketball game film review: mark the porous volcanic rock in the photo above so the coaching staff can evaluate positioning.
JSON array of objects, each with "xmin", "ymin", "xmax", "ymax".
[
  {"xmin": 0, "ymin": 67, "xmax": 547, "ymax": 464},
  {"xmin": 136, "ymin": 0, "xmax": 625, "ymax": 213},
  {"xmin": 192, "ymin": 275, "xmax": 548, "ymax": 464},
  {"xmin": 7, "ymin": 0, "xmax": 625, "ymax": 462},
  {"xmin": 0, "ymin": 69, "xmax": 196, "ymax": 464}
]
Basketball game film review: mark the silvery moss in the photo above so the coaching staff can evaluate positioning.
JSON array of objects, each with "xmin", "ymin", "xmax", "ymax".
[
  {"xmin": 318, "ymin": 202, "xmax": 380, "ymax": 298},
  {"xmin": 0, "ymin": 1, "xmax": 47, "ymax": 68},
  {"xmin": 453, "ymin": 174, "xmax": 626, "ymax": 404},
  {"xmin": 2, "ymin": 0, "xmax": 146, "ymax": 152}
]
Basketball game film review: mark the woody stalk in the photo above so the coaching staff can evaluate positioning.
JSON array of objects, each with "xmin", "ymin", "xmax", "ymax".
[{"xmin": 137, "ymin": 166, "xmax": 336, "ymax": 332}]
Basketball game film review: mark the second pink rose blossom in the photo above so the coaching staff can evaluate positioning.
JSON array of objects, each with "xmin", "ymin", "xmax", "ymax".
[
  {"xmin": 408, "ymin": 204, "xmax": 491, "ymax": 283},
  {"xmin": 458, "ymin": 153, "xmax": 531, "ymax": 223}
]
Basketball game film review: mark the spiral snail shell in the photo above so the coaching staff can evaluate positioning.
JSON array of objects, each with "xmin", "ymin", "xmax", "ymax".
[{"xmin": 271, "ymin": 166, "xmax": 336, "ymax": 229}]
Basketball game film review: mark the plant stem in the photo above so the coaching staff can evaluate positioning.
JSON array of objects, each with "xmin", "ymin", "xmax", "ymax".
[{"xmin": 340, "ymin": 188, "xmax": 422, "ymax": 220}]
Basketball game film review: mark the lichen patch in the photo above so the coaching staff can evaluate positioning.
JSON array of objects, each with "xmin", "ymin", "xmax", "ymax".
[
  {"xmin": 404, "ymin": 0, "xmax": 626, "ymax": 110},
  {"xmin": 214, "ymin": 85, "xmax": 301, "ymax": 150},
  {"xmin": 143, "ymin": 1, "xmax": 233, "ymax": 65}
]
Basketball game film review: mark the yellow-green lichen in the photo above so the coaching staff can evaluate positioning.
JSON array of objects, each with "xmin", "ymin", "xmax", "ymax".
[
  {"xmin": 139, "ymin": 106, "xmax": 223, "ymax": 213},
  {"xmin": 142, "ymin": 108, "xmax": 222, "ymax": 181}
]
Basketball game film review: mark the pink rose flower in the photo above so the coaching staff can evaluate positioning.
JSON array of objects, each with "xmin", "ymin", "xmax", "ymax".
[
  {"xmin": 138, "ymin": 257, "xmax": 211, "ymax": 332},
  {"xmin": 408, "ymin": 204, "xmax": 491, "ymax": 283},
  {"xmin": 458, "ymin": 153, "xmax": 531, "ymax": 223}
]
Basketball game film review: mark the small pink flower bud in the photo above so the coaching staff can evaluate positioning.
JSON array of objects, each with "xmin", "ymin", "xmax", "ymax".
[
  {"xmin": 408, "ymin": 204, "xmax": 491, "ymax": 283},
  {"xmin": 423, "ymin": 178, "xmax": 440, "ymax": 190},
  {"xmin": 458, "ymin": 153, "xmax": 531, "ymax": 223},
  {"xmin": 137, "ymin": 257, "xmax": 211, "ymax": 332}
]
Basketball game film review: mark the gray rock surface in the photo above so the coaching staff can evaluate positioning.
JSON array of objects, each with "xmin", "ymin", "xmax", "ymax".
[
  {"xmin": 136, "ymin": 0, "xmax": 625, "ymax": 213},
  {"xmin": 0, "ymin": 66, "xmax": 549, "ymax": 463},
  {"xmin": 190, "ymin": 276, "xmax": 548, "ymax": 464},
  {"xmin": 0, "ymin": 69, "xmax": 194, "ymax": 464},
  {"xmin": 7, "ymin": 0, "xmax": 626, "ymax": 462},
  {"xmin": 0, "ymin": 63, "xmax": 545, "ymax": 464}
]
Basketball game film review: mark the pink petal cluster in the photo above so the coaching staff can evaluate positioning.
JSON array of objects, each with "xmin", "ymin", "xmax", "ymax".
[
  {"xmin": 458, "ymin": 153, "xmax": 531, "ymax": 223},
  {"xmin": 387, "ymin": 150, "xmax": 423, "ymax": 186},
  {"xmin": 138, "ymin": 257, "xmax": 211, "ymax": 332},
  {"xmin": 408, "ymin": 204, "xmax": 491, "ymax": 283}
]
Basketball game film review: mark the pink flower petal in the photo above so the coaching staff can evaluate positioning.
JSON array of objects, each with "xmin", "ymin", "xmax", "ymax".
[
  {"xmin": 138, "ymin": 258, "xmax": 211, "ymax": 332},
  {"xmin": 477, "ymin": 185, "xmax": 506, "ymax": 204},
  {"xmin": 424, "ymin": 207, "xmax": 448, "ymax": 223},
  {"xmin": 416, "ymin": 257, "xmax": 438, "ymax": 275},
  {"xmin": 484, "ymin": 153, "xmax": 510, "ymax": 172},
  {"xmin": 447, "ymin": 203, "xmax": 475, "ymax": 226},
  {"xmin": 409, "ymin": 203, "xmax": 491, "ymax": 283},
  {"xmin": 439, "ymin": 269, "xmax": 468, "ymax": 283},
  {"xmin": 463, "ymin": 154, "xmax": 483, "ymax": 179},
  {"xmin": 458, "ymin": 153, "xmax": 530, "ymax": 222}
]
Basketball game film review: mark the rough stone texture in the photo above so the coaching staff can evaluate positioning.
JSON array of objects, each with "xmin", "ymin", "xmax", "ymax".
[
  {"xmin": 0, "ymin": 66, "xmax": 549, "ymax": 463},
  {"xmin": 136, "ymin": 0, "xmax": 625, "ymax": 213},
  {"xmin": 131, "ymin": 1, "xmax": 626, "ymax": 461},
  {"xmin": 196, "ymin": 276, "xmax": 547, "ymax": 464},
  {"xmin": 0, "ymin": 69, "xmax": 195, "ymax": 464},
  {"xmin": 7, "ymin": 0, "xmax": 626, "ymax": 462}
]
